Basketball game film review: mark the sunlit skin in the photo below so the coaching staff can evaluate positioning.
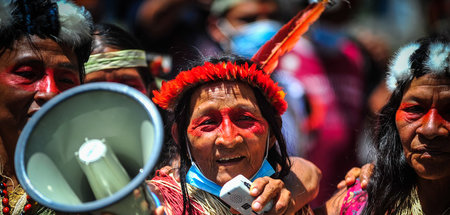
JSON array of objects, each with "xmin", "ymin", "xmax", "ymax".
[
  {"xmin": 84, "ymin": 46, "xmax": 148, "ymax": 96},
  {"xmin": 396, "ymin": 74, "xmax": 450, "ymax": 182},
  {"xmin": 0, "ymin": 36, "xmax": 79, "ymax": 188},
  {"xmin": 226, "ymin": 0, "xmax": 278, "ymax": 28},
  {"xmin": 187, "ymin": 81, "xmax": 271, "ymax": 187}
]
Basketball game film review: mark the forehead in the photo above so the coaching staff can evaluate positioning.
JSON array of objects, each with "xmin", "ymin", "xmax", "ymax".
[
  {"xmin": 0, "ymin": 36, "xmax": 79, "ymax": 69},
  {"xmin": 403, "ymin": 74, "xmax": 450, "ymax": 98},
  {"xmin": 226, "ymin": 0, "xmax": 277, "ymax": 18},
  {"xmin": 91, "ymin": 44, "xmax": 120, "ymax": 55},
  {"xmin": 86, "ymin": 68, "xmax": 142, "ymax": 79},
  {"xmin": 189, "ymin": 81, "xmax": 259, "ymax": 112}
]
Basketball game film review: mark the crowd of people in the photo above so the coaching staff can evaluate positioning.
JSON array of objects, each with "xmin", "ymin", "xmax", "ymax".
[{"xmin": 0, "ymin": 0, "xmax": 449, "ymax": 214}]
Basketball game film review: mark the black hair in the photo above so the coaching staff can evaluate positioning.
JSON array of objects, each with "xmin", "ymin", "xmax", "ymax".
[
  {"xmin": 170, "ymin": 55, "xmax": 291, "ymax": 214},
  {"xmin": 362, "ymin": 35, "xmax": 450, "ymax": 214},
  {"xmin": 0, "ymin": 0, "xmax": 92, "ymax": 82},
  {"xmin": 91, "ymin": 23, "xmax": 155, "ymax": 88}
]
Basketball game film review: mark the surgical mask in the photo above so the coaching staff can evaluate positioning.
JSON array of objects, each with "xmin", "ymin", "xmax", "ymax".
[
  {"xmin": 186, "ymin": 159, "xmax": 275, "ymax": 197},
  {"xmin": 217, "ymin": 19, "xmax": 282, "ymax": 58},
  {"xmin": 185, "ymin": 132, "xmax": 275, "ymax": 197}
]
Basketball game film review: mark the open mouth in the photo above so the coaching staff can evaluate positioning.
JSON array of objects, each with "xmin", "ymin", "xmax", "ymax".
[{"xmin": 216, "ymin": 156, "xmax": 245, "ymax": 164}]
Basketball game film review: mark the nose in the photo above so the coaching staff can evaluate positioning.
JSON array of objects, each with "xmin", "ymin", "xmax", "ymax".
[
  {"xmin": 215, "ymin": 118, "xmax": 244, "ymax": 147},
  {"xmin": 417, "ymin": 109, "xmax": 449, "ymax": 139},
  {"xmin": 34, "ymin": 74, "xmax": 59, "ymax": 106}
]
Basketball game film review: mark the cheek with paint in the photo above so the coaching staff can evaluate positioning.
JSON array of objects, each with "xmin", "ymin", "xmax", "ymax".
[
  {"xmin": 396, "ymin": 103, "xmax": 424, "ymax": 123},
  {"xmin": 0, "ymin": 67, "xmax": 75, "ymax": 93},
  {"xmin": 187, "ymin": 109, "xmax": 267, "ymax": 140}
]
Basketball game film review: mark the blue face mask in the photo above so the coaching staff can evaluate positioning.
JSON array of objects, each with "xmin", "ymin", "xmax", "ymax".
[
  {"xmin": 218, "ymin": 19, "xmax": 282, "ymax": 58},
  {"xmin": 186, "ymin": 159, "xmax": 275, "ymax": 197}
]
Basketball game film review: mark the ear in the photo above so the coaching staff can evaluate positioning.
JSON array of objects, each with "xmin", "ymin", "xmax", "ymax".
[
  {"xmin": 171, "ymin": 123, "xmax": 179, "ymax": 145},
  {"xmin": 269, "ymin": 132, "xmax": 276, "ymax": 148}
]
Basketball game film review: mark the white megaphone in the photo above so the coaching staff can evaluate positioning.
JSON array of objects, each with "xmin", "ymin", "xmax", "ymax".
[{"xmin": 15, "ymin": 82, "xmax": 164, "ymax": 214}]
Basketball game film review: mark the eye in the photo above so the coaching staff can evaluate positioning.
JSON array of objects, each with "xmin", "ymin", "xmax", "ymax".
[
  {"xmin": 238, "ymin": 15, "xmax": 257, "ymax": 24},
  {"xmin": 14, "ymin": 66, "xmax": 39, "ymax": 80},
  {"xmin": 403, "ymin": 105, "xmax": 425, "ymax": 114},
  {"xmin": 59, "ymin": 78, "xmax": 75, "ymax": 84},
  {"xmin": 237, "ymin": 115, "xmax": 254, "ymax": 121},
  {"xmin": 200, "ymin": 119, "xmax": 217, "ymax": 125},
  {"xmin": 56, "ymin": 71, "xmax": 80, "ymax": 86}
]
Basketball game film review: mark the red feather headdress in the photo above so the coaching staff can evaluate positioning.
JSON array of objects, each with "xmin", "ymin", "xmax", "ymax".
[{"xmin": 152, "ymin": 0, "xmax": 330, "ymax": 115}]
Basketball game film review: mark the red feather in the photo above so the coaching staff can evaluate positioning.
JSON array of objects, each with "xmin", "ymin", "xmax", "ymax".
[{"xmin": 251, "ymin": 0, "xmax": 329, "ymax": 74}]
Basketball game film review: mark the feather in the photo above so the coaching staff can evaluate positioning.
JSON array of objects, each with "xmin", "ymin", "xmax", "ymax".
[
  {"xmin": 251, "ymin": 0, "xmax": 329, "ymax": 74},
  {"xmin": 57, "ymin": 1, "xmax": 93, "ymax": 47}
]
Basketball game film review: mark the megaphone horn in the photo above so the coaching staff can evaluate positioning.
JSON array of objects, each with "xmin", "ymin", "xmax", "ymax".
[{"xmin": 15, "ymin": 82, "xmax": 164, "ymax": 214}]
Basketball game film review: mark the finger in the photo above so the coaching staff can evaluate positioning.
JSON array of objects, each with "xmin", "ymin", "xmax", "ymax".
[
  {"xmin": 153, "ymin": 206, "xmax": 165, "ymax": 215},
  {"xmin": 360, "ymin": 163, "xmax": 374, "ymax": 189},
  {"xmin": 345, "ymin": 167, "xmax": 361, "ymax": 186},
  {"xmin": 337, "ymin": 180, "xmax": 347, "ymax": 189},
  {"xmin": 249, "ymin": 177, "xmax": 270, "ymax": 197},
  {"xmin": 252, "ymin": 178, "xmax": 284, "ymax": 212},
  {"xmin": 271, "ymin": 188, "xmax": 291, "ymax": 214},
  {"xmin": 159, "ymin": 166, "xmax": 172, "ymax": 175},
  {"xmin": 173, "ymin": 167, "xmax": 181, "ymax": 183}
]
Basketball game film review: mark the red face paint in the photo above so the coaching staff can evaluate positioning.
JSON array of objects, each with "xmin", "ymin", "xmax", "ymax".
[
  {"xmin": 188, "ymin": 107, "xmax": 267, "ymax": 138},
  {"xmin": 396, "ymin": 102, "xmax": 424, "ymax": 122},
  {"xmin": 0, "ymin": 66, "xmax": 79, "ymax": 94}
]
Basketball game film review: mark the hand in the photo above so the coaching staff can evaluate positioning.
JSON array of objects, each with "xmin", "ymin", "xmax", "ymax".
[
  {"xmin": 159, "ymin": 165, "xmax": 181, "ymax": 182},
  {"xmin": 337, "ymin": 163, "xmax": 374, "ymax": 189},
  {"xmin": 249, "ymin": 176, "xmax": 296, "ymax": 214},
  {"xmin": 152, "ymin": 206, "xmax": 165, "ymax": 215}
]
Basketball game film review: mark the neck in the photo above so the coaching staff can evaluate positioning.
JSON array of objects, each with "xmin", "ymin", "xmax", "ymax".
[{"xmin": 417, "ymin": 177, "xmax": 450, "ymax": 214}]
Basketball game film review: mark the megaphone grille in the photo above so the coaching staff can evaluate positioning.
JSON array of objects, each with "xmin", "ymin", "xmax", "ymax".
[{"xmin": 15, "ymin": 83, "xmax": 164, "ymax": 213}]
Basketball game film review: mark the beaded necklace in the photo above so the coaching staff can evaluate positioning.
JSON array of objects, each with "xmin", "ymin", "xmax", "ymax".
[{"xmin": 0, "ymin": 175, "xmax": 32, "ymax": 215}]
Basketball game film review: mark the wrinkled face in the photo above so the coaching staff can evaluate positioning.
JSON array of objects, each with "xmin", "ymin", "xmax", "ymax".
[
  {"xmin": 187, "ymin": 82, "xmax": 270, "ymax": 186},
  {"xmin": 0, "ymin": 36, "xmax": 79, "ymax": 151},
  {"xmin": 84, "ymin": 46, "xmax": 148, "ymax": 96},
  {"xmin": 396, "ymin": 74, "xmax": 450, "ymax": 182}
]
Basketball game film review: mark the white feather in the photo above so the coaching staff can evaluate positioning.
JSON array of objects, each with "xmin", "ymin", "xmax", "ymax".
[
  {"xmin": 0, "ymin": 0, "xmax": 13, "ymax": 28},
  {"xmin": 57, "ymin": 1, "xmax": 92, "ymax": 47},
  {"xmin": 386, "ymin": 43, "xmax": 420, "ymax": 91},
  {"xmin": 425, "ymin": 42, "xmax": 449, "ymax": 74}
]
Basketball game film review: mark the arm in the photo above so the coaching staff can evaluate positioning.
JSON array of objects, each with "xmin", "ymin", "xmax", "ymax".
[{"xmin": 285, "ymin": 156, "xmax": 321, "ymax": 209}]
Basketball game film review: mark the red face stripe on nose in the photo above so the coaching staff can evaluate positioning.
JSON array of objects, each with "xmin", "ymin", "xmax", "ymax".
[{"xmin": 36, "ymin": 69, "xmax": 60, "ymax": 94}]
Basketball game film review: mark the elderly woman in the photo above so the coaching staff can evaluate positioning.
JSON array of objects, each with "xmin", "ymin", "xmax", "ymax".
[
  {"xmin": 318, "ymin": 35, "xmax": 450, "ymax": 214},
  {"xmin": 149, "ymin": 55, "xmax": 317, "ymax": 214},
  {"xmin": 0, "ymin": 0, "xmax": 92, "ymax": 214},
  {"xmin": 84, "ymin": 23, "xmax": 157, "ymax": 97}
]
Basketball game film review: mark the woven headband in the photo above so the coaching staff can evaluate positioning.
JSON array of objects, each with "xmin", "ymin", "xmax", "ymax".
[{"xmin": 84, "ymin": 49, "xmax": 148, "ymax": 74}]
